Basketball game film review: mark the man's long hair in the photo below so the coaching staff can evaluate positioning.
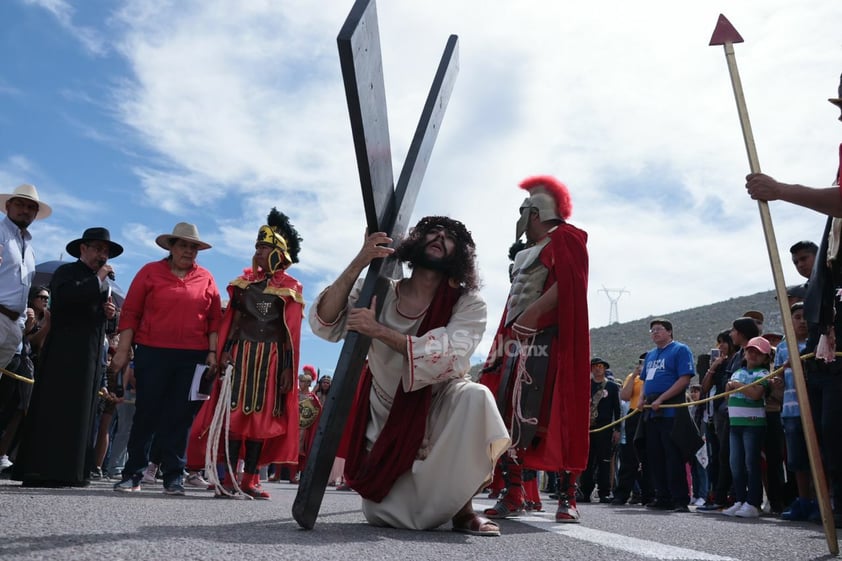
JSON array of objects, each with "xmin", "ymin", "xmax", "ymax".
[{"xmin": 395, "ymin": 216, "xmax": 480, "ymax": 292}]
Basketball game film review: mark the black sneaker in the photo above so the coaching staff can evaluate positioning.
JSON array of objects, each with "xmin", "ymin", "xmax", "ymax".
[
  {"xmin": 611, "ymin": 497, "xmax": 628, "ymax": 505},
  {"xmin": 673, "ymin": 504, "xmax": 690, "ymax": 513},
  {"xmin": 164, "ymin": 482, "xmax": 186, "ymax": 496},
  {"xmin": 646, "ymin": 499, "xmax": 675, "ymax": 510},
  {"xmin": 113, "ymin": 478, "xmax": 141, "ymax": 492}
]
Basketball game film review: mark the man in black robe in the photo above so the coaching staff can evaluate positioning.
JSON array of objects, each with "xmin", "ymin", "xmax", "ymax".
[{"xmin": 12, "ymin": 227, "xmax": 121, "ymax": 487}]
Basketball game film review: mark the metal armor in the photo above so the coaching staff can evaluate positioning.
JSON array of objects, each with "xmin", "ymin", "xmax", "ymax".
[
  {"xmin": 238, "ymin": 284, "xmax": 285, "ymax": 342},
  {"xmin": 506, "ymin": 237, "xmax": 551, "ymax": 326}
]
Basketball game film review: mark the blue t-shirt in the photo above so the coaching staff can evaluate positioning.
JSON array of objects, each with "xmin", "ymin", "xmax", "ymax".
[
  {"xmin": 643, "ymin": 341, "xmax": 695, "ymax": 417},
  {"xmin": 774, "ymin": 338, "xmax": 807, "ymax": 419}
]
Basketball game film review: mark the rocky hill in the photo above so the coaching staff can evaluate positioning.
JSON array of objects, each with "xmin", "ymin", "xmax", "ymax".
[
  {"xmin": 591, "ymin": 289, "xmax": 783, "ymax": 377},
  {"xmin": 470, "ymin": 288, "xmax": 785, "ymax": 380}
]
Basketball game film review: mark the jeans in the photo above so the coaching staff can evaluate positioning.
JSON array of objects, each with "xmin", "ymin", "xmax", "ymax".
[
  {"xmin": 122, "ymin": 345, "xmax": 206, "ymax": 486},
  {"xmin": 615, "ymin": 414, "xmax": 652, "ymax": 501},
  {"xmin": 712, "ymin": 407, "xmax": 732, "ymax": 504},
  {"xmin": 105, "ymin": 396, "xmax": 136, "ymax": 477},
  {"xmin": 690, "ymin": 419, "xmax": 709, "ymax": 500},
  {"xmin": 580, "ymin": 430, "xmax": 613, "ymax": 499},
  {"xmin": 729, "ymin": 424, "xmax": 765, "ymax": 506}
]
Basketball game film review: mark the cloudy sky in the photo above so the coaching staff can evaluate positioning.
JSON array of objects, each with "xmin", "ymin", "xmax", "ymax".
[{"xmin": 2, "ymin": 0, "xmax": 841, "ymax": 375}]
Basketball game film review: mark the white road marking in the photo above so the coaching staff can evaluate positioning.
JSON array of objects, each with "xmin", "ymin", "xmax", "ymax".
[{"xmin": 475, "ymin": 501, "xmax": 739, "ymax": 561}]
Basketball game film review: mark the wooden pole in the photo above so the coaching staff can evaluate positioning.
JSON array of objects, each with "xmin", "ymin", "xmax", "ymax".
[{"xmin": 710, "ymin": 14, "xmax": 837, "ymax": 554}]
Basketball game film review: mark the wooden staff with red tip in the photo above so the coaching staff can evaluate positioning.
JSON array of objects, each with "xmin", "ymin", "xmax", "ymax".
[{"xmin": 709, "ymin": 13, "xmax": 837, "ymax": 554}]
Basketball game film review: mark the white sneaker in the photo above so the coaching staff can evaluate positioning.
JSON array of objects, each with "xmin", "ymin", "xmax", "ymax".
[
  {"xmin": 0, "ymin": 455, "xmax": 12, "ymax": 469},
  {"xmin": 721, "ymin": 502, "xmax": 744, "ymax": 516},
  {"xmin": 735, "ymin": 503, "xmax": 760, "ymax": 518},
  {"xmin": 692, "ymin": 497, "xmax": 706, "ymax": 507},
  {"xmin": 141, "ymin": 462, "xmax": 159, "ymax": 485},
  {"xmin": 186, "ymin": 472, "xmax": 209, "ymax": 487}
]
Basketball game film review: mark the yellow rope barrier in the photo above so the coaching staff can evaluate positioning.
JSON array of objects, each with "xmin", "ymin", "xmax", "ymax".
[
  {"xmin": 588, "ymin": 353, "xmax": 814, "ymax": 434},
  {"xmin": 0, "ymin": 366, "xmax": 34, "ymax": 385},
  {"xmin": 0, "ymin": 367, "xmax": 136, "ymax": 403}
]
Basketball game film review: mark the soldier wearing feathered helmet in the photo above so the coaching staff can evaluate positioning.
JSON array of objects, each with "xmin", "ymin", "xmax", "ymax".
[
  {"xmin": 254, "ymin": 209, "xmax": 301, "ymax": 275},
  {"xmin": 201, "ymin": 207, "xmax": 304, "ymax": 500},
  {"xmin": 507, "ymin": 176, "xmax": 572, "ymax": 326},
  {"xmin": 515, "ymin": 175, "xmax": 572, "ymax": 243},
  {"xmin": 481, "ymin": 174, "xmax": 590, "ymax": 525}
]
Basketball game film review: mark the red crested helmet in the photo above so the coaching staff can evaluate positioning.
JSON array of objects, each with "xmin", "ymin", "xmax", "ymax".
[{"xmin": 515, "ymin": 175, "xmax": 572, "ymax": 241}]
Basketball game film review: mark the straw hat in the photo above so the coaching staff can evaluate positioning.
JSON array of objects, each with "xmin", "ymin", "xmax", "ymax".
[
  {"xmin": 0, "ymin": 184, "xmax": 52, "ymax": 220},
  {"xmin": 155, "ymin": 222, "xmax": 211, "ymax": 251}
]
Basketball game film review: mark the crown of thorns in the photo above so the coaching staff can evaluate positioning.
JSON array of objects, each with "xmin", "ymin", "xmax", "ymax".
[{"xmin": 409, "ymin": 216, "xmax": 475, "ymax": 248}]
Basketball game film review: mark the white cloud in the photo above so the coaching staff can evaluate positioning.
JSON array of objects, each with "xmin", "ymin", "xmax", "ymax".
[
  {"xmin": 23, "ymin": 0, "xmax": 107, "ymax": 56},
  {"xmin": 95, "ymin": 0, "xmax": 842, "ymax": 361}
]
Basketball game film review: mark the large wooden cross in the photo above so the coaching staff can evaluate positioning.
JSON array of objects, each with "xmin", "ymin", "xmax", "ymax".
[{"xmin": 292, "ymin": 0, "xmax": 459, "ymax": 530}]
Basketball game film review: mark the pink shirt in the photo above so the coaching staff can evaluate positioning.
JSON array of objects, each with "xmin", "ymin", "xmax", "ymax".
[{"xmin": 118, "ymin": 259, "xmax": 222, "ymax": 350}]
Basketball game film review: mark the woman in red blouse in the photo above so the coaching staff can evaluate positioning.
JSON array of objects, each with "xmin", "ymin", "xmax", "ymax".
[{"xmin": 110, "ymin": 222, "xmax": 222, "ymax": 495}]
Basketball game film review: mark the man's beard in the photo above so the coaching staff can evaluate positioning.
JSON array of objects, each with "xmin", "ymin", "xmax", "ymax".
[{"xmin": 407, "ymin": 241, "xmax": 457, "ymax": 275}]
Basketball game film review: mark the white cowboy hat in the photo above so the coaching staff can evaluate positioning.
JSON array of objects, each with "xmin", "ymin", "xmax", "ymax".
[
  {"xmin": 0, "ymin": 184, "xmax": 52, "ymax": 220},
  {"xmin": 155, "ymin": 222, "xmax": 212, "ymax": 251}
]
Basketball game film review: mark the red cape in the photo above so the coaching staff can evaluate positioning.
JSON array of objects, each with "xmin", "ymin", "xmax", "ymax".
[
  {"xmin": 186, "ymin": 268, "xmax": 304, "ymax": 470},
  {"xmin": 479, "ymin": 224, "xmax": 590, "ymax": 472}
]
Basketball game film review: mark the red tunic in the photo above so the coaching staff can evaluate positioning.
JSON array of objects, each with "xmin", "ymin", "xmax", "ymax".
[{"xmin": 480, "ymin": 223, "xmax": 591, "ymax": 472}]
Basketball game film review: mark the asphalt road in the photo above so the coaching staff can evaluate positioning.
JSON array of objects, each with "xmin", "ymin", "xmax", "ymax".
[{"xmin": 0, "ymin": 478, "xmax": 835, "ymax": 561}]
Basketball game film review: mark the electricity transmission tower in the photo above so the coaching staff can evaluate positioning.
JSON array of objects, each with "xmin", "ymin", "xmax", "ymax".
[{"xmin": 598, "ymin": 286, "xmax": 630, "ymax": 325}]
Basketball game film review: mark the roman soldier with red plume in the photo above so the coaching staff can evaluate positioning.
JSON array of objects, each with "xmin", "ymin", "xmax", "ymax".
[{"xmin": 480, "ymin": 175, "xmax": 591, "ymax": 523}]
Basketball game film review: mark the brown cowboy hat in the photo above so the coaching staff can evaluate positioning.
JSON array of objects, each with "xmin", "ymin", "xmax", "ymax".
[{"xmin": 66, "ymin": 227, "xmax": 124, "ymax": 259}]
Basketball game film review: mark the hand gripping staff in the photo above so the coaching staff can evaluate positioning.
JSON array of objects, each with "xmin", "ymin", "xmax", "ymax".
[{"xmin": 710, "ymin": 14, "xmax": 837, "ymax": 554}]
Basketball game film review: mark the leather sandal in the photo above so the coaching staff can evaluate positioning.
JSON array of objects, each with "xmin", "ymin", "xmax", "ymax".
[
  {"xmin": 555, "ymin": 497, "xmax": 580, "ymax": 523},
  {"xmin": 483, "ymin": 497, "xmax": 525, "ymax": 519},
  {"xmin": 452, "ymin": 513, "xmax": 501, "ymax": 537}
]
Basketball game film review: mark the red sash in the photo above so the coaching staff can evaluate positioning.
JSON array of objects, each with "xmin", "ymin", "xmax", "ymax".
[{"xmin": 343, "ymin": 281, "xmax": 460, "ymax": 502}]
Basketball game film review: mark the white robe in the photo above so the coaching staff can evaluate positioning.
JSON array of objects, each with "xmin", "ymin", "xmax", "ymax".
[{"xmin": 310, "ymin": 278, "xmax": 510, "ymax": 530}]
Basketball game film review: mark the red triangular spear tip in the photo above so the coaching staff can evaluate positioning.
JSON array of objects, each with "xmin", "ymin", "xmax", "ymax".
[{"xmin": 709, "ymin": 14, "xmax": 744, "ymax": 46}]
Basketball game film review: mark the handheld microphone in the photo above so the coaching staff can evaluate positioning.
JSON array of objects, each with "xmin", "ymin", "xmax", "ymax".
[{"xmin": 98, "ymin": 259, "xmax": 115, "ymax": 280}]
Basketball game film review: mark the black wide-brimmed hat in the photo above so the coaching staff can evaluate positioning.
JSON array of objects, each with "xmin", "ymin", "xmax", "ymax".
[{"xmin": 66, "ymin": 227, "xmax": 124, "ymax": 259}]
